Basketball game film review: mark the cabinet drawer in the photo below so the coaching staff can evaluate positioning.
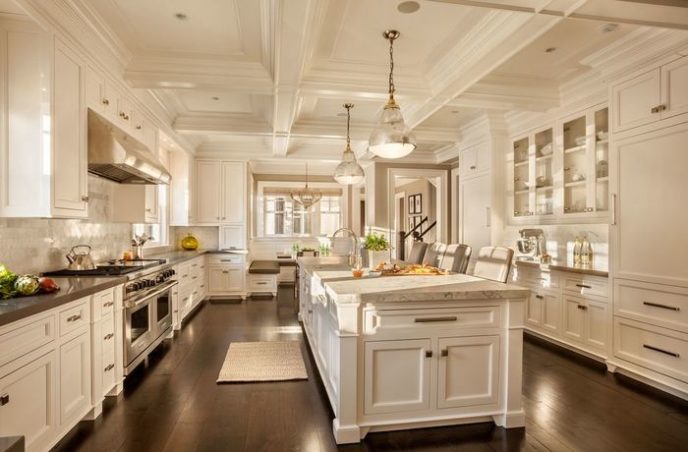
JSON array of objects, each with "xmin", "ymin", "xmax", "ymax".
[
  {"xmin": 615, "ymin": 280, "xmax": 688, "ymax": 333},
  {"xmin": 0, "ymin": 315, "xmax": 56, "ymax": 368},
  {"xmin": 614, "ymin": 318, "xmax": 688, "ymax": 383},
  {"xmin": 249, "ymin": 275, "xmax": 276, "ymax": 292},
  {"xmin": 207, "ymin": 254, "xmax": 243, "ymax": 265},
  {"xmin": 101, "ymin": 337, "xmax": 116, "ymax": 396},
  {"xmin": 364, "ymin": 305, "xmax": 500, "ymax": 334},
  {"xmin": 99, "ymin": 316, "xmax": 116, "ymax": 357},
  {"xmin": 92, "ymin": 288, "xmax": 116, "ymax": 320},
  {"xmin": 563, "ymin": 276, "xmax": 608, "ymax": 299},
  {"xmin": 58, "ymin": 300, "xmax": 89, "ymax": 337}
]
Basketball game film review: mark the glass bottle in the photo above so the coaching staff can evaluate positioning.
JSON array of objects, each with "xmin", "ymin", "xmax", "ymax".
[
  {"xmin": 573, "ymin": 236, "xmax": 582, "ymax": 265},
  {"xmin": 580, "ymin": 236, "xmax": 591, "ymax": 266}
]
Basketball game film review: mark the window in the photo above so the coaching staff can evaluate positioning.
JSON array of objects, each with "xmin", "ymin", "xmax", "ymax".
[
  {"xmin": 132, "ymin": 185, "xmax": 169, "ymax": 247},
  {"xmin": 259, "ymin": 184, "xmax": 344, "ymax": 237}
]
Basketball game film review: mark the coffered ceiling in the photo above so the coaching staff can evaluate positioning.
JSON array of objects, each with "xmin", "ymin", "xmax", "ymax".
[{"xmin": 72, "ymin": 0, "xmax": 688, "ymax": 164}]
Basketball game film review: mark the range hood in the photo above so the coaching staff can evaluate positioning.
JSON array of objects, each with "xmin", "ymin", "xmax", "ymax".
[{"xmin": 87, "ymin": 110, "xmax": 171, "ymax": 185}]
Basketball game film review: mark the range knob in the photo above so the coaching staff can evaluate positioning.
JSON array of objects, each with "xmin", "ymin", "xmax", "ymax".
[{"xmin": 155, "ymin": 274, "xmax": 165, "ymax": 283}]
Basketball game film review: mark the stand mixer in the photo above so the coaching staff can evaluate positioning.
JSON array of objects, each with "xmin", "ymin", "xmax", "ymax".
[{"xmin": 517, "ymin": 229, "xmax": 548, "ymax": 261}]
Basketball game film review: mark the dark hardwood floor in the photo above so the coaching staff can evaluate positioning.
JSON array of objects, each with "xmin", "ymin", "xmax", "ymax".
[{"xmin": 54, "ymin": 287, "xmax": 688, "ymax": 452}]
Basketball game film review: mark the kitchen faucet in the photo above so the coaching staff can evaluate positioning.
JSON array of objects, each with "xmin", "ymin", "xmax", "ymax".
[{"xmin": 331, "ymin": 227, "xmax": 361, "ymax": 268}]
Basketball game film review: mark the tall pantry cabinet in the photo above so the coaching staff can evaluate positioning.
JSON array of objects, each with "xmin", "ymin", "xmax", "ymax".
[{"xmin": 608, "ymin": 54, "xmax": 688, "ymax": 398}]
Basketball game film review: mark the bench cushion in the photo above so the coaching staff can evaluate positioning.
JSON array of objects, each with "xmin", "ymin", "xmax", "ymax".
[{"xmin": 249, "ymin": 260, "xmax": 281, "ymax": 274}]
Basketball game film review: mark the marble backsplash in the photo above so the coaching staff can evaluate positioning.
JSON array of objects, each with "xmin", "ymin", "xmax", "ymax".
[
  {"xmin": 0, "ymin": 176, "xmax": 133, "ymax": 274},
  {"xmin": 497, "ymin": 223, "xmax": 609, "ymax": 269}
]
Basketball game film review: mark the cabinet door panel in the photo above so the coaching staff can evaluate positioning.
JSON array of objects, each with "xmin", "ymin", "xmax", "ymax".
[
  {"xmin": 59, "ymin": 332, "xmax": 91, "ymax": 426},
  {"xmin": 525, "ymin": 292, "xmax": 543, "ymax": 328},
  {"xmin": 437, "ymin": 335, "xmax": 500, "ymax": 409},
  {"xmin": 364, "ymin": 339, "xmax": 431, "ymax": 415},
  {"xmin": 563, "ymin": 296, "xmax": 585, "ymax": 342},
  {"xmin": 0, "ymin": 350, "xmax": 57, "ymax": 451},
  {"xmin": 53, "ymin": 40, "xmax": 87, "ymax": 215},
  {"xmin": 144, "ymin": 185, "xmax": 159, "ymax": 223},
  {"xmin": 459, "ymin": 174, "xmax": 491, "ymax": 257},
  {"xmin": 586, "ymin": 300, "xmax": 608, "ymax": 350},
  {"xmin": 613, "ymin": 124, "xmax": 688, "ymax": 286},
  {"xmin": 221, "ymin": 162, "xmax": 245, "ymax": 223},
  {"xmin": 542, "ymin": 293, "xmax": 562, "ymax": 334},
  {"xmin": 196, "ymin": 161, "xmax": 222, "ymax": 223},
  {"xmin": 611, "ymin": 68, "xmax": 660, "ymax": 132},
  {"xmin": 662, "ymin": 57, "xmax": 688, "ymax": 119},
  {"xmin": 220, "ymin": 225, "xmax": 245, "ymax": 250}
]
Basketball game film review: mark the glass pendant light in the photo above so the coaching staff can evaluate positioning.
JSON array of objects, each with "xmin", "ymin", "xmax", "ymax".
[
  {"xmin": 369, "ymin": 30, "xmax": 416, "ymax": 159},
  {"xmin": 334, "ymin": 103, "xmax": 365, "ymax": 185},
  {"xmin": 290, "ymin": 162, "xmax": 322, "ymax": 210}
]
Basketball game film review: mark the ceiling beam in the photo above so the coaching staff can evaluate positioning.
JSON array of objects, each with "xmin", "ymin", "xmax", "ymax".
[{"xmin": 270, "ymin": 0, "xmax": 328, "ymax": 157}]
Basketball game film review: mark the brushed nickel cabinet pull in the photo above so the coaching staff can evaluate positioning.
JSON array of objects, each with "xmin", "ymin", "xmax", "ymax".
[
  {"xmin": 576, "ymin": 284, "xmax": 592, "ymax": 289},
  {"xmin": 0, "ymin": 393, "xmax": 9, "ymax": 406},
  {"xmin": 67, "ymin": 314, "xmax": 82, "ymax": 322},
  {"xmin": 643, "ymin": 301, "xmax": 680, "ymax": 312},
  {"xmin": 104, "ymin": 333, "xmax": 114, "ymax": 341},
  {"xmin": 103, "ymin": 301, "xmax": 114, "ymax": 308},
  {"xmin": 577, "ymin": 305, "xmax": 588, "ymax": 310},
  {"xmin": 102, "ymin": 98, "xmax": 109, "ymax": 106},
  {"xmin": 651, "ymin": 106, "xmax": 659, "ymax": 114},
  {"xmin": 222, "ymin": 270, "xmax": 229, "ymax": 274},
  {"xmin": 81, "ymin": 195, "xmax": 89, "ymax": 202},
  {"xmin": 643, "ymin": 344, "xmax": 679, "ymax": 358},
  {"xmin": 104, "ymin": 364, "xmax": 115, "ymax": 372},
  {"xmin": 535, "ymin": 295, "xmax": 544, "ymax": 300},
  {"xmin": 136, "ymin": 125, "xmax": 142, "ymax": 130},
  {"xmin": 658, "ymin": 104, "xmax": 667, "ymax": 112},
  {"xmin": 470, "ymin": 165, "xmax": 476, "ymax": 170},
  {"xmin": 440, "ymin": 349, "xmax": 448, "ymax": 357},
  {"xmin": 425, "ymin": 350, "xmax": 433, "ymax": 358},
  {"xmin": 414, "ymin": 316, "xmax": 458, "ymax": 323},
  {"xmin": 611, "ymin": 193, "xmax": 617, "ymax": 225}
]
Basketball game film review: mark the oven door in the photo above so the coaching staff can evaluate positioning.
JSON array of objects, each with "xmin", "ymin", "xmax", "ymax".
[
  {"xmin": 124, "ymin": 296, "xmax": 154, "ymax": 368},
  {"xmin": 154, "ymin": 281, "xmax": 175, "ymax": 335}
]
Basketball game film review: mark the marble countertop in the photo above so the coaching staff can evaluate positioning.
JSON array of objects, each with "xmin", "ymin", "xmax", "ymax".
[
  {"xmin": 513, "ymin": 258, "xmax": 608, "ymax": 277},
  {"xmin": 0, "ymin": 436, "xmax": 23, "ymax": 452},
  {"xmin": 325, "ymin": 273, "xmax": 530, "ymax": 304},
  {"xmin": 0, "ymin": 276, "xmax": 126, "ymax": 327}
]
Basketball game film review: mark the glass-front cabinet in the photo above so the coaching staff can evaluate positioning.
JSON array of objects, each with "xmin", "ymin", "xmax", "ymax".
[{"xmin": 508, "ymin": 104, "xmax": 609, "ymax": 224}]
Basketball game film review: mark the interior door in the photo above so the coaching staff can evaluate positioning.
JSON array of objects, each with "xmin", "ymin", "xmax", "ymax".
[
  {"xmin": 437, "ymin": 335, "xmax": 500, "ymax": 409},
  {"xmin": 364, "ymin": 339, "xmax": 432, "ymax": 415}
]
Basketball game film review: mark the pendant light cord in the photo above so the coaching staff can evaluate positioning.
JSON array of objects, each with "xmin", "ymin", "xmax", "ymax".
[
  {"xmin": 346, "ymin": 104, "xmax": 351, "ymax": 147},
  {"xmin": 388, "ymin": 37, "xmax": 395, "ymax": 96}
]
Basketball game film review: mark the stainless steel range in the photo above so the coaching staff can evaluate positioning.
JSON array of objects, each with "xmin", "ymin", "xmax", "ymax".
[{"xmin": 123, "ymin": 265, "xmax": 177, "ymax": 375}]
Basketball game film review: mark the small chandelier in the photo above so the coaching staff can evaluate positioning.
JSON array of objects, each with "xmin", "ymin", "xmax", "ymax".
[
  {"xmin": 334, "ymin": 103, "xmax": 365, "ymax": 186},
  {"xmin": 369, "ymin": 30, "xmax": 416, "ymax": 159},
  {"xmin": 290, "ymin": 162, "xmax": 321, "ymax": 210}
]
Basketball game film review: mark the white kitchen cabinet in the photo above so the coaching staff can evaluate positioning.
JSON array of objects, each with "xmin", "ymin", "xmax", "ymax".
[
  {"xmin": 611, "ymin": 122, "xmax": 688, "ymax": 287},
  {"xmin": 509, "ymin": 126, "xmax": 555, "ymax": 220},
  {"xmin": 437, "ymin": 335, "xmax": 500, "ymax": 409},
  {"xmin": 562, "ymin": 294, "xmax": 608, "ymax": 352},
  {"xmin": 526, "ymin": 290, "xmax": 561, "ymax": 333},
  {"xmin": 0, "ymin": 350, "xmax": 57, "ymax": 452},
  {"xmin": 207, "ymin": 265, "xmax": 244, "ymax": 295},
  {"xmin": 195, "ymin": 160, "xmax": 246, "ymax": 225},
  {"xmin": 111, "ymin": 184, "xmax": 160, "ymax": 224},
  {"xmin": 84, "ymin": 65, "xmax": 114, "ymax": 118},
  {"xmin": 52, "ymin": 38, "xmax": 89, "ymax": 217},
  {"xmin": 219, "ymin": 225, "xmax": 246, "ymax": 250},
  {"xmin": 363, "ymin": 339, "xmax": 432, "ymax": 415},
  {"xmin": 169, "ymin": 150, "xmax": 195, "ymax": 226},
  {"xmin": 459, "ymin": 144, "xmax": 490, "ymax": 177},
  {"xmin": 59, "ymin": 331, "xmax": 91, "ymax": 427},
  {"xmin": 459, "ymin": 173, "xmax": 491, "ymax": 260},
  {"xmin": 611, "ymin": 55, "xmax": 688, "ymax": 133}
]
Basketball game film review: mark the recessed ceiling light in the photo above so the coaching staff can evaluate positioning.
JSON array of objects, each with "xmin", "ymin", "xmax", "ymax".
[
  {"xmin": 397, "ymin": 1, "xmax": 420, "ymax": 14},
  {"xmin": 601, "ymin": 23, "xmax": 619, "ymax": 33},
  {"xmin": 211, "ymin": 96, "xmax": 220, "ymax": 101},
  {"xmin": 174, "ymin": 12, "xmax": 187, "ymax": 20},
  {"xmin": 545, "ymin": 47, "xmax": 557, "ymax": 53}
]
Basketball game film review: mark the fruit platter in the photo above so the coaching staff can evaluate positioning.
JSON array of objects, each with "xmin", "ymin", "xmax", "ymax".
[
  {"xmin": 374, "ymin": 262, "xmax": 449, "ymax": 276},
  {"xmin": 0, "ymin": 263, "xmax": 60, "ymax": 299}
]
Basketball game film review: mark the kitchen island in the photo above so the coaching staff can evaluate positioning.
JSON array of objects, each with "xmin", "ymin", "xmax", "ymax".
[{"xmin": 298, "ymin": 261, "xmax": 530, "ymax": 444}]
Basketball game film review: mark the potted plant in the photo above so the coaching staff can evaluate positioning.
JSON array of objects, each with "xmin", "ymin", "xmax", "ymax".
[{"xmin": 364, "ymin": 233, "xmax": 390, "ymax": 269}]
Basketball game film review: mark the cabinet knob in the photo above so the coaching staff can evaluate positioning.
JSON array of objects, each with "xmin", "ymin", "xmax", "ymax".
[
  {"xmin": 577, "ymin": 304, "xmax": 588, "ymax": 311},
  {"xmin": 102, "ymin": 98, "xmax": 110, "ymax": 106},
  {"xmin": 136, "ymin": 125, "xmax": 142, "ymax": 130},
  {"xmin": 81, "ymin": 195, "xmax": 89, "ymax": 202},
  {"xmin": 440, "ymin": 349, "xmax": 448, "ymax": 357},
  {"xmin": 425, "ymin": 350, "xmax": 433, "ymax": 358},
  {"xmin": 104, "ymin": 333, "xmax": 114, "ymax": 340},
  {"xmin": 535, "ymin": 294, "xmax": 544, "ymax": 299},
  {"xmin": 0, "ymin": 393, "xmax": 8, "ymax": 406},
  {"xmin": 470, "ymin": 165, "xmax": 476, "ymax": 170}
]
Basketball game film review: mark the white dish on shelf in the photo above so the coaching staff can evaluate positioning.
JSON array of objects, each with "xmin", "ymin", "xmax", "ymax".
[
  {"xmin": 574, "ymin": 136, "xmax": 586, "ymax": 146},
  {"xmin": 539, "ymin": 143, "xmax": 553, "ymax": 156},
  {"xmin": 597, "ymin": 131, "xmax": 608, "ymax": 141}
]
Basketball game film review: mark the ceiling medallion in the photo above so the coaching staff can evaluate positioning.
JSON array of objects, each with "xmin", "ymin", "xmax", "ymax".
[
  {"xmin": 334, "ymin": 103, "xmax": 365, "ymax": 186},
  {"xmin": 290, "ymin": 162, "xmax": 322, "ymax": 210},
  {"xmin": 369, "ymin": 29, "xmax": 416, "ymax": 159}
]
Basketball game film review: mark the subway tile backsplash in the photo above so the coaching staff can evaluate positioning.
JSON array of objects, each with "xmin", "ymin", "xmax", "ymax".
[{"xmin": 0, "ymin": 176, "xmax": 132, "ymax": 274}]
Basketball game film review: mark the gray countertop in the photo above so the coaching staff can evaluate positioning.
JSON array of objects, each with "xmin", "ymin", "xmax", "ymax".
[{"xmin": 0, "ymin": 276, "xmax": 126, "ymax": 327}]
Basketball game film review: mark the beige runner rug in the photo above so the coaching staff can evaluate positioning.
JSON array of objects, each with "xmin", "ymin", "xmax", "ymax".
[{"xmin": 217, "ymin": 341, "xmax": 308, "ymax": 383}]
